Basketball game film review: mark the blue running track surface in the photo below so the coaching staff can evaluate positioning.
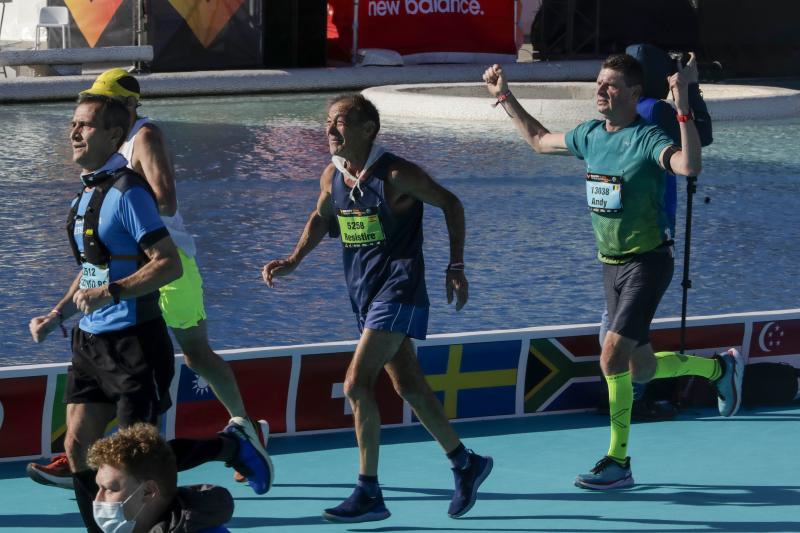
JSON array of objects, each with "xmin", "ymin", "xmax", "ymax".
[{"xmin": 1, "ymin": 406, "xmax": 799, "ymax": 532}]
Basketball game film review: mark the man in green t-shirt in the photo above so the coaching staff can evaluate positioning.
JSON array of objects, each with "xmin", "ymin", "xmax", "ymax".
[{"xmin": 483, "ymin": 54, "xmax": 746, "ymax": 489}]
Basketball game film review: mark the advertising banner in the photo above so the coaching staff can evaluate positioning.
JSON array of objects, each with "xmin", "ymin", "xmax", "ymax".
[
  {"xmin": 146, "ymin": 0, "xmax": 262, "ymax": 72},
  {"xmin": 50, "ymin": 0, "xmax": 134, "ymax": 48},
  {"xmin": 328, "ymin": 0, "xmax": 516, "ymax": 63}
]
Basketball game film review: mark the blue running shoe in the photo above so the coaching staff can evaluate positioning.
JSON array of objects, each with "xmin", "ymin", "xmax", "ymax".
[
  {"xmin": 575, "ymin": 456, "xmax": 633, "ymax": 490},
  {"xmin": 714, "ymin": 348, "xmax": 747, "ymax": 417},
  {"xmin": 448, "ymin": 451, "xmax": 493, "ymax": 518},
  {"xmin": 322, "ymin": 485, "xmax": 391, "ymax": 523},
  {"xmin": 222, "ymin": 416, "xmax": 274, "ymax": 495}
]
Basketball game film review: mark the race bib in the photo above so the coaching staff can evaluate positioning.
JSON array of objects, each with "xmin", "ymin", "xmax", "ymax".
[
  {"xmin": 586, "ymin": 173, "xmax": 623, "ymax": 213},
  {"xmin": 80, "ymin": 262, "xmax": 109, "ymax": 289},
  {"xmin": 336, "ymin": 207, "xmax": 386, "ymax": 248}
]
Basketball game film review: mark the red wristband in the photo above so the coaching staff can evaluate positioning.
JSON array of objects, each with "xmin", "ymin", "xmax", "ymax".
[
  {"xmin": 677, "ymin": 112, "xmax": 694, "ymax": 123},
  {"xmin": 493, "ymin": 91, "xmax": 512, "ymax": 108}
]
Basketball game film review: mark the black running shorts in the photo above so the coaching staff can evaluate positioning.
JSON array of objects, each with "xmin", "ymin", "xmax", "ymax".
[
  {"xmin": 65, "ymin": 317, "xmax": 174, "ymax": 426},
  {"xmin": 603, "ymin": 245, "xmax": 674, "ymax": 346}
]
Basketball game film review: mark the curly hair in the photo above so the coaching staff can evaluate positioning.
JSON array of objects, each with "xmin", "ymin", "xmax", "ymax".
[{"xmin": 87, "ymin": 423, "xmax": 177, "ymax": 499}]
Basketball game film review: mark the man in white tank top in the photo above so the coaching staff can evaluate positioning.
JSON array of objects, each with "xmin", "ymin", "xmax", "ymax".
[{"xmin": 26, "ymin": 68, "xmax": 272, "ymax": 493}]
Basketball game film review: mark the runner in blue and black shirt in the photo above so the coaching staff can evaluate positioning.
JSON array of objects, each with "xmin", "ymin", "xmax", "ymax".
[{"xmin": 263, "ymin": 93, "xmax": 492, "ymax": 523}]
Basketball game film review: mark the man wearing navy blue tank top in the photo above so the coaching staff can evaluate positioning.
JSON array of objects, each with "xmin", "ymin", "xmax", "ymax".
[{"xmin": 263, "ymin": 94, "xmax": 493, "ymax": 523}]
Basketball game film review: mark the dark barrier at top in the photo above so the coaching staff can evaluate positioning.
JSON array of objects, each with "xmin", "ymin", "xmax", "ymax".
[
  {"xmin": 49, "ymin": 0, "xmax": 135, "ymax": 48},
  {"xmin": 146, "ymin": 0, "xmax": 262, "ymax": 72}
]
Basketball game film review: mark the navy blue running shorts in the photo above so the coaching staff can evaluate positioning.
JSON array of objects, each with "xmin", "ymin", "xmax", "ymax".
[{"xmin": 356, "ymin": 301, "xmax": 429, "ymax": 340}]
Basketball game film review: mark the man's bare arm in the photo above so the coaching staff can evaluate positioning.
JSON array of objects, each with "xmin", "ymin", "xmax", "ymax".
[
  {"xmin": 483, "ymin": 64, "xmax": 571, "ymax": 155},
  {"xmin": 262, "ymin": 164, "xmax": 335, "ymax": 287},
  {"xmin": 133, "ymin": 124, "xmax": 178, "ymax": 216},
  {"xmin": 387, "ymin": 160, "xmax": 468, "ymax": 310},
  {"xmin": 72, "ymin": 236, "xmax": 182, "ymax": 314},
  {"xmin": 659, "ymin": 62, "xmax": 702, "ymax": 177},
  {"xmin": 29, "ymin": 271, "xmax": 81, "ymax": 343}
]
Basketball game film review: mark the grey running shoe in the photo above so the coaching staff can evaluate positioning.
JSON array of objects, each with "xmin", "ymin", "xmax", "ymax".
[
  {"xmin": 575, "ymin": 456, "xmax": 634, "ymax": 490},
  {"xmin": 714, "ymin": 348, "xmax": 747, "ymax": 417}
]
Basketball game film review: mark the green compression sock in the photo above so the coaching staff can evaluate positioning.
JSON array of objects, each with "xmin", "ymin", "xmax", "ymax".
[
  {"xmin": 606, "ymin": 371, "xmax": 633, "ymax": 463},
  {"xmin": 653, "ymin": 351, "xmax": 721, "ymax": 381}
]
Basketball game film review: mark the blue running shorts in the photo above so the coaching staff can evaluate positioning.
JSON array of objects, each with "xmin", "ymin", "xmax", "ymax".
[{"xmin": 356, "ymin": 301, "xmax": 429, "ymax": 340}]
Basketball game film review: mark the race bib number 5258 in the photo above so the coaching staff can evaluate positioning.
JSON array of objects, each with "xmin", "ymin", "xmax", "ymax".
[{"xmin": 336, "ymin": 208, "xmax": 386, "ymax": 248}]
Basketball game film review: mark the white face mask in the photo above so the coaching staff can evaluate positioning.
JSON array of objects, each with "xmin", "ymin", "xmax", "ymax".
[{"xmin": 93, "ymin": 482, "xmax": 147, "ymax": 533}]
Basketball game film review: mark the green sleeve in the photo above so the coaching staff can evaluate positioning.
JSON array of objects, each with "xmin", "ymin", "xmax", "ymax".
[
  {"xmin": 640, "ymin": 124, "xmax": 676, "ymax": 167},
  {"xmin": 565, "ymin": 120, "xmax": 594, "ymax": 161}
]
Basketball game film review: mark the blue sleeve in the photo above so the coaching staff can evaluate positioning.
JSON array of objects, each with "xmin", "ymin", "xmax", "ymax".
[
  {"xmin": 646, "ymin": 93, "xmax": 712, "ymax": 147},
  {"xmin": 115, "ymin": 186, "xmax": 166, "ymax": 245},
  {"xmin": 651, "ymin": 101, "xmax": 681, "ymax": 144},
  {"xmin": 565, "ymin": 120, "xmax": 593, "ymax": 160},
  {"xmin": 197, "ymin": 527, "xmax": 230, "ymax": 533},
  {"xmin": 640, "ymin": 124, "xmax": 676, "ymax": 168}
]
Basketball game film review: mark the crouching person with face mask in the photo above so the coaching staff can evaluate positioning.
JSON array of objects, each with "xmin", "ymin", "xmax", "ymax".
[{"xmin": 87, "ymin": 423, "xmax": 234, "ymax": 533}]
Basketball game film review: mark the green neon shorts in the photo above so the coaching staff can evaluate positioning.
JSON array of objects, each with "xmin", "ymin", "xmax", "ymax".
[{"xmin": 158, "ymin": 248, "xmax": 207, "ymax": 330}]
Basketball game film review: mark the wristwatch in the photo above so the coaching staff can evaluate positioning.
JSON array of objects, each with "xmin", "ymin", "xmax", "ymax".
[{"xmin": 107, "ymin": 282, "xmax": 122, "ymax": 305}]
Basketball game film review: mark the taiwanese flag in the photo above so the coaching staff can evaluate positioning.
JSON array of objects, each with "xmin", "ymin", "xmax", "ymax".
[
  {"xmin": 295, "ymin": 352, "xmax": 403, "ymax": 432},
  {"xmin": 175, "ymin": 356, "xmax": 292, "ymax": 439},
  {"xmin": 417, "ymin": 340, "xmax": 520, "ymax": 420},
  {"xmin": 0, "ymin": 376, "xmax": 48, "ymax": 458},
  {"xmin": 750, "ymin": 319, "xmax": 800, "ymax": 358}
]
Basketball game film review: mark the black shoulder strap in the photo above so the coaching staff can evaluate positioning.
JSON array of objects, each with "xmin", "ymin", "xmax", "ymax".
[
  {"xmin": 80, "ymin": 178, "xmax": 116, "ymax": 265},
  {"xmin": 66, "ymin": 192, "xmax": 83, "ymax": 266},
  {"xmin": 111, "ymin": 168, "xmax": 157, "ymax": 202},
  {"xmin": 66, "ymin": 168, "xmax": 154, "ymax": 266}
]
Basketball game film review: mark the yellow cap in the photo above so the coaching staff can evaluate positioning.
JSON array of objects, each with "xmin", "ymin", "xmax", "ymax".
[{"xmin": 81, "ymin": 68, "xmax": 140, "ymax": 100}]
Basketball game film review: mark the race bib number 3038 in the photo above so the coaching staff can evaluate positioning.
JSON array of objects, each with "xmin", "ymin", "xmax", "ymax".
[
  {"xmin": 586, "ymin": 173, "xmax": 623, "ymax": 213},
  {"xmin": 80, "ymin": 262, "xmax": 109, "ymax": 289},
  {"xmin": 337, "ymin": 207, "xmax": 386, "ymax": 248}
]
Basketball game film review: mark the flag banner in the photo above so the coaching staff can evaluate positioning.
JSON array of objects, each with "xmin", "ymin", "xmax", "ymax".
[
  {"xmin": 650, "ymin": 323, "xmax": 745, "ymax": 353},
  {"xmin": 49, "ymin": 373, "xmax": 68, "ymax": 454},
  {"xmin": 2, "ymin": 310, "xmax": 797, "ymax": 460},
  {"xmin": 524, "ymin": 338, "xmax": 599, "ymax": 413},
  {"xmin": 417, "ymin": 340, "xmax": 520, "ymax": 420},
  {"xmin": 175, "ymin": 356, "xmax": 292, "ymax": 439},
  {"xmin": 0, "ymin": 376, "xmax": 47, "ymax": 458},
  {"xmin": 750, "ymin": 319, "xmax": 800, "ymax": 358},
  {"xmin": 295, "ymin": 352, "xmax": 403, "ymax": 431}
]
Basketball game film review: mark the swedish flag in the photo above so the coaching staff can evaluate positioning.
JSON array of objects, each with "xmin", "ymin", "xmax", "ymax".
[{"xmin": 417, "ymin": 340, "xmax": 521, "ymax": 419}]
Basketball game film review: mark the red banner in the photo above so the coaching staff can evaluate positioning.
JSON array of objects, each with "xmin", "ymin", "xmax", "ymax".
[
  {"xmin": 0, "ymin": 377, "xmax": 47, "ymax": 458},
  {"xmin": 295, "ymin": 352, "xmax": 403, "ymax": 431},
  {"xmin": 328, "ymin": 0, "xmax": 516, "ymax": 61},
  {"xmin": 175, "ymin": 357, "xmax": 293, "ymax": 439},
  {"xmin": 749, "ymin": 319, "xmax": 800, "ymax": 358}
]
